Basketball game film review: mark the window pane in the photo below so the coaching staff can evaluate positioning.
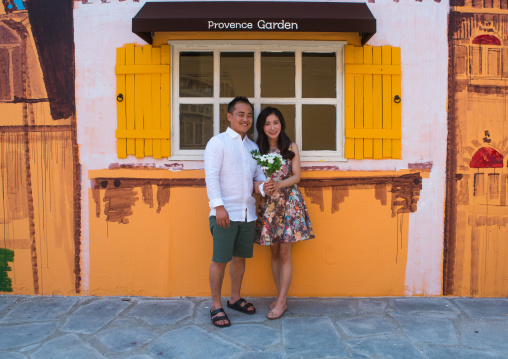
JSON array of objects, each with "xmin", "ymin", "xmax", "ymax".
[
  {"xmin": 489, "ymin": 173, "xmax": 499, "ymax": 199},
  {"xmin": 474, "ymin": 173, "xmax": 484, "ymax": 196},
  {"xmin": 302, "ymin": 105, "xmax": 336, "ymax": 151},
  {"xmin": 502, "ymin": 48, "xmax": 508, "ymax": 77},
  {"xmin": 180, "ymin": 104, "xmax": 213, "ymax": 149},
  {"xmin": 220, "ymin": 52, "xmax": 254, "ymax": 98},
  {"xmin": 179, "ymin": 52, "xmax": 213, "ymax": 97},
  {"xmin": 261, "ymin": 52, "xmax": 295, "ymax": 97},
  {"xmin": 471, "ymin": 46, "xmax": 482, "ymax": 76},
  {"xmin": 487, "ymin": 48, "xmax": 500, "ymax": 77},
  {"xmin": 302, "ymin": 53, "xmax": 336, "ymax": 98},
  {"xmin": 12, "ymin": 47, "xmax": 23, "ymax": 98},
  {"xmin": 260, "ymin": 104, "xmax": 295, "ymax": 142},
  {"xmin": 454, "ymin": 45, "xmax": 467, "ymax": 75},
  {"xmin": 0, "ymin": 48, "xmax": 11, "ymax": 100},
  {"xmin": 220, "ymin": 104, "xmax": 254, "ymax": 139}
]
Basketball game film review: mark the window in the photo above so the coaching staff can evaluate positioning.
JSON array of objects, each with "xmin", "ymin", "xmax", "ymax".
[
  {"xmin": 0, "ymin": 23, "xmax": 22, "ymax": 102},
  {"xmin": 467, "ymin": 35, "xmax": 508, "ymax": 85},
  {"xmin": 115, "ymin": 42, "xmax": 400, "ymax": 160},
  {"xmin": 171, "ymin": 41, "xmax": 345, "ymax": 160}
]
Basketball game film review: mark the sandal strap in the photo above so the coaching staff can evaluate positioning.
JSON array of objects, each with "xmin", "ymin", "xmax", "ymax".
[
  {"xmin": 210, "ymin": 307, "xmax": 226, "ymax": 316},
  {"xmin": 232, "ymin": 298, "xmax": 248, "ymax": 307},
  {"xmin": 232, "ymin": 298, "xmax": 254, "ymax": 309},
  {"xmin": 212, "ymin": 315, "xmax": 228, "ymax": 323}
]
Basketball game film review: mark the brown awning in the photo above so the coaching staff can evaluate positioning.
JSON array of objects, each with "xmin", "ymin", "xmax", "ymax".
[{"xmin": 132, "ymin": 1, "xmax": 376, "ymax": 45}]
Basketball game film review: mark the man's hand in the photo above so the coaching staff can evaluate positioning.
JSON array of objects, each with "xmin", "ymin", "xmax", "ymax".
[
  {"xmin": 253, "ymin": 181, "xmax": 264, "ymax": 195},
  {"xmin": 215, "ymin": 206, "xmax": 230, "ymax": 228}
]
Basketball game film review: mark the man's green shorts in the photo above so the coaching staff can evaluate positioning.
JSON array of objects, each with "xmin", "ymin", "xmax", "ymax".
[{"xmin": 209, "ymin": 216, "xmax": 255, "ymax": 263}]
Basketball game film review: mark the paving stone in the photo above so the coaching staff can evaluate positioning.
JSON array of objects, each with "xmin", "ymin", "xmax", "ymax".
[
  {"xmin": 237, "ymin": 353, "xmax": 284, "ymax": 359},
  {"xmin": 149, "ymin": 325, "xmax": 243, "ymax": 359},
  {"xmin": 357, "ymin": 299, "xmax": 388, "ymax": 314},
  {"xmin": 61, "ymin": 298, "xmax": 130, "ymax": 334},
  {"xmin": 393, "ymin": 314, "xmax": 459, "ymax": 345},
  {"xmin": 126, "ymin": 299, "xmax": 193, "ymax": 325},
  {"xmin": 0, "ymin": 352, "xmax": 27, "ymax": 359},
  {"xmin": 0, "ymin": 296, "xmax": 18, "ymax": 311},
  {"xmin": 19, "ymin": 343, "xmax": 40, "ymax": 352},
  {"xmin": 350, "ymin": 352, "xmax": 376, "ymax": 359},
  {"xmin": 337, "ymin": 315, "xmax": 398, "ymax": 337},
  {"xmin": 286, "ymin": 298, "xmax": 356, "ymax": 317},
  {"xmin": 346, "ymin": 334, "xmax": 424, "ymax": 359},
  {"xmin": 30, "ymin": 334, "xmax": 106, "ymax": 359},
  {"xmin": 0, "ymin": 296, "xmax": 78, "ymax": 324},
  {"xmin": 454, "ymin": 298, "xmax": 508, "ymax": 319},
  {"xmin": 460, "ymin": 321, "xmax": 508, "ymax": 352},
  {"xmin": 283, "ymin": 317, "xmax": 348, "ymax": 358},
  {"xmin": 195, "ymin": 298, "xmax": 272, "ymax": 324},
  {"xmin": 95, "ymin": 318, "xmax": 156, "ymax": 353},
  {"xmin": 424, "ymin": 345, "xmax": 508, "ymax": 359},
  {"xmin": 220, "ymin": 324, "xmax": 280, "ymax": 350},
  {"xmin": 391, "ymin": 298, "xmax": 459, "ymax": 318},
  {"xmin": 0, "ymin": 322, "xmax": 58, "ymax": 349}
]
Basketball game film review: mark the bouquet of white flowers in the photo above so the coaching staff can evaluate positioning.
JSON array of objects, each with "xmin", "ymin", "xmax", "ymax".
[{"xmin": 251, "ymin": 150, "xmax": 283, "ymax": 177}]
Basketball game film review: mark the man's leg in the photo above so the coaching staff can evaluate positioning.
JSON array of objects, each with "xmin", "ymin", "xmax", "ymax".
[
  {"xmin": 209, "ymin": 261, "xmax": 229, "ymax": 325},
  {"xmin": 228, "ymin": 221, "xmax": 255, "ymax": 312},
  {"xmin": 229, "ymin": 256, "xmax": 245, "ymax": 303},
  {"xmin": 209, "ymin": 217, "xmax": 237, "ymax": 325}
]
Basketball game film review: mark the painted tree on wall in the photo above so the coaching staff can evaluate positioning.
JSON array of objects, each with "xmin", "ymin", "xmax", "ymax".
[{"xmin": 0, "ymin": 248, "xmax": 14, "ymax": 292}]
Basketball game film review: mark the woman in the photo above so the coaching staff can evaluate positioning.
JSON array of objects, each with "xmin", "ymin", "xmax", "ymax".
[{"xmin": 255, "ymin": 107, "xmax": 315, "ymax": 320}]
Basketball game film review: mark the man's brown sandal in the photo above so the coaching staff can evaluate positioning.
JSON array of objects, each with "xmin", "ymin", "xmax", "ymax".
[
  {"xmin": 210, "ymin": 308, "xmax": 231, "ymax": 328},
  {"xmin": 227, "ymin": 298, "xmax": 256, "ymax": 314}
]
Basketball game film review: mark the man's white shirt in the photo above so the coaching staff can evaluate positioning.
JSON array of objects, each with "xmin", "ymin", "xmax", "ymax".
[{"xmin": 204, "ymin": 127, "xmax": 266, "ymax": 222}]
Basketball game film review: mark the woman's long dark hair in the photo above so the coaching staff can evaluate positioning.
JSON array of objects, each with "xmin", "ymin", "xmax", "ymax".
[{"xmin": 256, "ymin": 107, "xmax": 295, "ymax": 160}]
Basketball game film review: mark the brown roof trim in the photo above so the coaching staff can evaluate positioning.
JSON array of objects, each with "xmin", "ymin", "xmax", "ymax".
[{"xmin": 132, "ymin": 2, "xmax": 376, "ymax": 45}]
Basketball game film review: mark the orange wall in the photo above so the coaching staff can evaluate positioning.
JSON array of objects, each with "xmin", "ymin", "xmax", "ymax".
[{"xmin": 87, "ymin": 169, "xmax": 413, "ymax": 297}]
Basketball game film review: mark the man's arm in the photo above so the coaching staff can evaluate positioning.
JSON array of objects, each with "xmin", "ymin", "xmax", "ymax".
[{"xmin": 204, "ymin": 138, "xmax": 230, "ymax": 228}]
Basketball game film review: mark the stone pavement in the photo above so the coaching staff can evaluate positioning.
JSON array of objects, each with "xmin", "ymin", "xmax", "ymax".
[{"xmin": 0, "ymin": 296, "xmax": 507, "ymax": 359}]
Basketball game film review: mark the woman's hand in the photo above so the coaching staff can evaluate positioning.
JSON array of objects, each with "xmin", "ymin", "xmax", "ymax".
[{"xmin": 264, "ymin": 179, "xmax": 277, "ymax": 196}]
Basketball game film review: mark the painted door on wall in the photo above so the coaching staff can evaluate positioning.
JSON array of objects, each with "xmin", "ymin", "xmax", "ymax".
[{"xmin": 446, "ymin": 5, "xmax": 508, "ymax": 296}]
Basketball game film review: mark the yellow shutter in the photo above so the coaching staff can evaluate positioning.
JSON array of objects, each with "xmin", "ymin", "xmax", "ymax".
[
  {"xmin": 116, "ymin": 44, "xmax": 171, "ymax": 158},
  {"xmin": 344, "ymin": 45, "xmax": 401, "ymax": 159}
]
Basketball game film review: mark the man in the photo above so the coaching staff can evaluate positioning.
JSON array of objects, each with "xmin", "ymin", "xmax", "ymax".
[{"xmin": 204, "ymin": 96, "xmax": 269, "ymax": 327}]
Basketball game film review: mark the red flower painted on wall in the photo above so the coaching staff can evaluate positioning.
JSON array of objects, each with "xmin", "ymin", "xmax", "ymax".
[{"xmin": 469, "ymin": 147, "xmax": 504, "ymax": 168}]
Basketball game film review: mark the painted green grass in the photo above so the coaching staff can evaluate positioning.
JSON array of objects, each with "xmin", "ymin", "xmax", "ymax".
[{"xmin": 0, "ymin": 248, "xmax": 14, "ymax": 292}]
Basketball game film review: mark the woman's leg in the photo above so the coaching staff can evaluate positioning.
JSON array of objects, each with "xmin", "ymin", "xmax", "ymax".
[
  {"xmin": 270, "ymin": 243, "xmax": 281, "ymax": 308},
  {"xmin": 268, "ymin": 242, "xmax": 293, "ymax": 318}
]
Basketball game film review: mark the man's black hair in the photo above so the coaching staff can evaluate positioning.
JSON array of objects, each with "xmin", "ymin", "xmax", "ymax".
[{"xmin": 228, "ymin": 96, "xmax": 254, "ymax": 114}]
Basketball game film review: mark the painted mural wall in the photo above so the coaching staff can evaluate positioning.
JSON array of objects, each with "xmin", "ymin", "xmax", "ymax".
[
  {"xmin": 445, "ymin": 0, "xmax": 508, "ymax": 297},
  {"xmin": 0, "ymin": 0, "xmax": 457, "ymax": 298},
  {"xmin": 0, "ymin": 0, "xmax": 80, "ymax": 295}
]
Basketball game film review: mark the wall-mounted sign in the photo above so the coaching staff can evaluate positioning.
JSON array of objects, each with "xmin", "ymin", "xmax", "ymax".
[
  {"xmin": 133, "ymin": 2, "xmax": 376, "ymax": 45},
  {"xmin": 207, "ymin": 20, "xmax": 299, "ymax": 31}
]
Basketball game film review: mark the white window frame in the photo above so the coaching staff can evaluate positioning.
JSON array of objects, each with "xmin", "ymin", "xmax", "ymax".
[{"xmin": 169, "ymin": 40, "xmax": 346, "ymax": 161}]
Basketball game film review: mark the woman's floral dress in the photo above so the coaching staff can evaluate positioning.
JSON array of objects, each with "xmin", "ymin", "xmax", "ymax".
[{"xmin": 255, "ymin": 147, "xmax": 315, "ymax": 245}]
